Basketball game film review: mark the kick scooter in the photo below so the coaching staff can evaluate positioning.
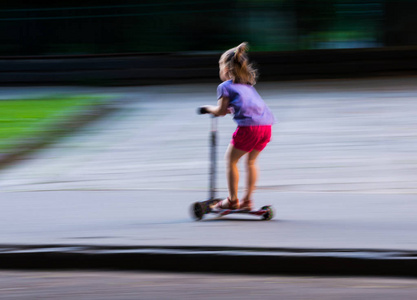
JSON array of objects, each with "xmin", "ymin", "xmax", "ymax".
[{"xmin": 191, "ymin": 107, "xmax": 274, "ymax": 221}]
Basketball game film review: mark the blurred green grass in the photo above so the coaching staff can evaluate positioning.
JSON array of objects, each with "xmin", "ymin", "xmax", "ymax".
[{"xmin": 0, "ymin": 95, "xmax": 107, "ymax": 152}]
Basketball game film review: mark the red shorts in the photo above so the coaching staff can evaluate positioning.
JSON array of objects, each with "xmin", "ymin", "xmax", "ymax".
[{"xmin": 231, "ymin": 125, "xmax": 272, "ymax": 152}]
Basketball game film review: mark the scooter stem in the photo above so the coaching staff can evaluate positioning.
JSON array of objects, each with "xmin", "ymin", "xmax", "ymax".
[{"xmin": 209, "ymin": 116, "xmax": 217, "ymax": 200}]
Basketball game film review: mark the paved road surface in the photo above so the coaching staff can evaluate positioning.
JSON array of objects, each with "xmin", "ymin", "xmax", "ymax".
[
  {"xmin": 1, "ymin": 77, "xmax": 416, "ymax": 194},
  {"xmin": 0, "ymin": 77, "xmax": 416, "ymax": 251},
  {"xmin": 1, "ymin": 271, "xmax": 416, "ymax": 300},
  {"xmin": 1, "ymin": 190, "xmax": 417, "ymax": 250}
]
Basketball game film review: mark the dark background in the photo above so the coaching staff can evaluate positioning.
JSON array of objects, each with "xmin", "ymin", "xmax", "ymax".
[
  {"xmin": 1, "ymin": 1, "xmax": 417, "ymax": 85},
  {"xmin": 1, "ymin": 0, "xmax": 416, "ymax": 56}
]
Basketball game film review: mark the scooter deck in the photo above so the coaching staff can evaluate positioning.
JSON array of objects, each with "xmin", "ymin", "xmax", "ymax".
[
  {"xmin": 192, "ymin": 200, "xmax": 273, "ymax": 221},
  {"xmin": 210, "ymin": 208, "xmax": 269, "ymax": 217}
]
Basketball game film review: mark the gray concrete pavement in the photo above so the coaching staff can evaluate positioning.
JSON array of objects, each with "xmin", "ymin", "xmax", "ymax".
[
  {"xmin": 1, "ymin": 271, "xmax": 417, "ymax": 300},
  {"xmin": 0, "ymin": 190, "xmax": 416, "ymax": 250},
  {"xmin": 1, "ymin": 77, "xmax": 416, "ymax": 193},
  {"xmin": 0, "ymin": 77, "xmax": 417, "ymax": 274}
]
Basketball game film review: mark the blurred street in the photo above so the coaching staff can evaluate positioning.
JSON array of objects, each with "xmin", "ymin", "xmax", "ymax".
[
  {"xmin": 1, "ymin": 77, "xmax": 416, "ymax": 194},
  {"xmin": 0, "ymin": 77, "xmax": 416, "ymax": 252},
  {"xmin": 1, "ymin": 271, "xmax": 417, "ymax": 300}
]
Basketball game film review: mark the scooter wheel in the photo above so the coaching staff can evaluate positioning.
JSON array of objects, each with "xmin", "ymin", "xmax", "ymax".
[
  {"xmin": 261, "ymin": 206, "xmax": 274, "ymax": 221},
  {"xmin": 192, "ymin": 202, "xmax": 205, "ymax": 220}
]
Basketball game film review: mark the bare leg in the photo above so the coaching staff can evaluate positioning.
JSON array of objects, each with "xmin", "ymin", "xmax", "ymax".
[
  {"xmin": 225, "ymin": 144, "xmax": 247, "ymax": 205},
  {"xmin": 241, "ymin": 149, "xmax": 261, "ymax": 209}
]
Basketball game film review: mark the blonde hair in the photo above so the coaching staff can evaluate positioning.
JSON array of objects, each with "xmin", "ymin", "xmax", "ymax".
[{"xmin": 219, "ymin": 42, "xmax": 258, "ymax": 85}]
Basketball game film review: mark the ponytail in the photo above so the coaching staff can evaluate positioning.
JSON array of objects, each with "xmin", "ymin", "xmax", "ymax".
[{"xmin": 220, "ymin": 42, "xmax": 258, "ymax": 85}]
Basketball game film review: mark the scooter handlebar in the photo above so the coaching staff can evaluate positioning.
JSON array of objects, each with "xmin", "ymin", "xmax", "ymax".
[{"xmin": 197, "ymin": 106, "xmax": 210, "ymax": 115}]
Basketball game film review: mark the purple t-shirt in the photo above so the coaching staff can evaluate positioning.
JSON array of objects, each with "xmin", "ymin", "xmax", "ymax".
[{"xmin": 217, "ymin": 80, "xmax": 276, "ymax": 126}]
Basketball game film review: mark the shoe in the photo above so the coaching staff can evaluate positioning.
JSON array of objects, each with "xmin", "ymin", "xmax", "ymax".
[
  {"xmin": 213, "ymin": 197, "xmax": 239, "ymax": 210},
  {"xmin": 239, "ymin": 199, "xmax": 254, "ymax": 211}
]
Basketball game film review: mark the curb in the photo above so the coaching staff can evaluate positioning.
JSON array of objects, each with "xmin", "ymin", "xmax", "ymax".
[{"xmin": 1, "ymin": 245, "xmax": 416, "ymax": 277}]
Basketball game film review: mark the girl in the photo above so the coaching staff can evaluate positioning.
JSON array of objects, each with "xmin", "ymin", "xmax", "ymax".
[{"xmin": 202, "ymin": 42, "xmax": 276, "ymax": 210}]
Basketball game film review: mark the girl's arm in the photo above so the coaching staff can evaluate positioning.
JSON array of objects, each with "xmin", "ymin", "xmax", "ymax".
[{"xmin": 203, "ymin": 97, "xmax": 230, "ymax": 116}]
